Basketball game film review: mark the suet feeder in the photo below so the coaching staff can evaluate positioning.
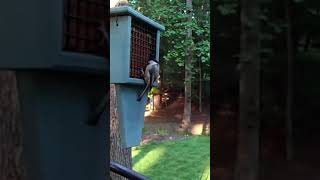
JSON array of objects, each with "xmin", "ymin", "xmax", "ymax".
[{"xmin": 110, "ymin": 6, "xmax": 165, "ymax": 147}]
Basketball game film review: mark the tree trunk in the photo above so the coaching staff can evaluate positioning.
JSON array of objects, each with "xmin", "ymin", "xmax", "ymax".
[
  {"xmin": 285, "ymin": 0, "xmax": 294, "ymax": 161},
  {"xmin": 110, "ymin": 84, "xmax": 132, "ymax": 180},
  {"xmin": 182, "ymin": 0, "xmax": 193, "ymax": 130},
  {"xmin": 153, "ymin": 95, "xmax": 161, "ymax": 110},
  {"xmin": 199, "ymin": 59, "xmax": 202, "ymax": 113},
  {"xmin": 0, "ymin": 71, "xmax": 26, "ymax": 180},
  {"xmin": 235, "ymin": 0, "xmax": 261, "ymax": 179}
]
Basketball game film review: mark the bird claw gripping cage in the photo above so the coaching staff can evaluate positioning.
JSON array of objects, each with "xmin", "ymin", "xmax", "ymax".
[{"xmin": 110, "ymin": 6, "xmax": 164, "ymax": 148}]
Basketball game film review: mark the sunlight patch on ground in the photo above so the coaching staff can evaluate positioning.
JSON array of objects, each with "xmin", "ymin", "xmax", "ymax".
[
  {"xmin": 132, "ymin": 146, "xmax": 167, "ymax": 174},
  {"xmin": 132, "ymin": 136, "xmax": 210, "ymax": 180},
  {"xmin": 200, "ymin": 160, "xmax": 210, "ymax": 180},
  {"xmin": 144, "ymin": 110, "xmax": 152, "ymax": 117},
  {"xmin": 191, "ymin": 123, "xmax": 204, "ymax": 135},
  {"xmin": 132, "ymin": 148, "xmax": 141, "ymax": 159}
]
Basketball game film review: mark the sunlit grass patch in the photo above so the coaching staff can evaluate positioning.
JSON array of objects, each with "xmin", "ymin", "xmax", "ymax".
[{"xmin": 132, "ymin": 136, "xmax": 210, "ymax": 180}]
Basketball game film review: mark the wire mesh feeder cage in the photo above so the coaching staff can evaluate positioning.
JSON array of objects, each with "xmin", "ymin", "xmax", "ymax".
[
  {"xmin": 130, "ymin": 18, "xmax": 157, "ymax": 79},
  {"xmin": 63, "ymin": 0, "xmax": 108, "ymax": 57},
  {"xmin": 110, "ymin": 6, "xmax": 164, "ymax": 85}
]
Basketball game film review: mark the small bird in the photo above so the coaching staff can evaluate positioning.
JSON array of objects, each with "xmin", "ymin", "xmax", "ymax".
[{"xmin": 137, "ymin": 56, "xmax": 160, "ymax": 101}]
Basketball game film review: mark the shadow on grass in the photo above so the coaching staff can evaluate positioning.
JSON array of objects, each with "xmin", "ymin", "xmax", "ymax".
[{"xmin": 132, "ymin": 144, "xmax": 167, "ymax": 175}]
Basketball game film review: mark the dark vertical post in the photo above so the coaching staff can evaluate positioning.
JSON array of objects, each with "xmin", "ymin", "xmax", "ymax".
[
  {"xmin": 285, "ymin": 0, "xmax": 294, "ymax": 161},
  {"xmin": 235, "ymin": 0, "xmax": 261, "ymax": 179}
]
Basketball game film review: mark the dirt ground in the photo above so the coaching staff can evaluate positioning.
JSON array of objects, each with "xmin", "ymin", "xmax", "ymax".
[{"xmin": 140, "ymin": 96, "xmax": 210, "ymax": 145}]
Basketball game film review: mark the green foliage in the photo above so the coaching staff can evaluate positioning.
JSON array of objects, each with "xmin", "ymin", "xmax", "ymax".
[
  {"xmin": 132, "ymin": 136, "xmax": 210, "ymax": 180},
  {"xmin": 213, "ymin": 0, "xmax": 238, "ymax": 16},
  {"xmin": 147, "ymin": 87, "xmax": 159, "ymax": 98},
  {"xmin": 216, "ymin": 3, "xmax": 238, "ymax": 15}
]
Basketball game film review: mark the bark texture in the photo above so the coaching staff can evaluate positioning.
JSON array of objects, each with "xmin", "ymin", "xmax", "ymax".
[
  {"xmin": 182, "ymin": 0, "xmax": 193, "ymax": 130},
  {"xmin": 0, "ymin": 71, "xmax": 25, "ymax": 180},
  {"xmin": 110, "ymin": 84, "xmax": 132, "ymax": 180}
]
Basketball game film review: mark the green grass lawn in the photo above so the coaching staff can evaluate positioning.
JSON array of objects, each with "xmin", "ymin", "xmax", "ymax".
[{"xmin": 132, "ymin": 136, "xmax": 210, "ymax": 180}]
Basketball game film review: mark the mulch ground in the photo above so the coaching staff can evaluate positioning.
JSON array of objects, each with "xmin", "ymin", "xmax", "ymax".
[{"xmin": 141, "ymin": 96, "xmax": 210, "ymax": 145}]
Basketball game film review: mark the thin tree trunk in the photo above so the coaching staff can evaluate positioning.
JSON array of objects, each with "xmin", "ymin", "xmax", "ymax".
[
  {"xmin": 235, "ymin": 0, "xmax": 261, "ymax": 179},
  {"xmin": 285, "ymin": 0, "xmax": 294, "ymax": 161},
  {"xmin": 199, "ymin": 59, "xmax": 202, "ymax": 113},
  {"xmin": 182, "ymin": 0, "xmax": 193, "ymax": 130},
  {"xmin": 0, "ymin": 71, "xmax": 26, "ymax": 180},
  {"xmin": 110, "ymin": 84, "xmax": 132, "ymax": 180}
]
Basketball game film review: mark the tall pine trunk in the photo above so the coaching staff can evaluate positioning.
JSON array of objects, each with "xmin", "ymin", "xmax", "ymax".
[
  {"xmin": 0, "ymin": 71, "xmax": 25, "ymax": 180},
  {"xmin": 199, "ymin": 59, "xmax": 202, "ymax": 113},
  {"xmin": 285, "ymin": 0, "xmax": 294, "ymax": 161},
  {"xmin": 110, "ymin": 84, "xmax": 132, "ymax": 180},
  {"xmin": 182, "ymin": 0, "xmax": 193, "ymax": 130},
  {"xmin": 235, "ymin": 0, "xmax": 261, "ymax": 179}
]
